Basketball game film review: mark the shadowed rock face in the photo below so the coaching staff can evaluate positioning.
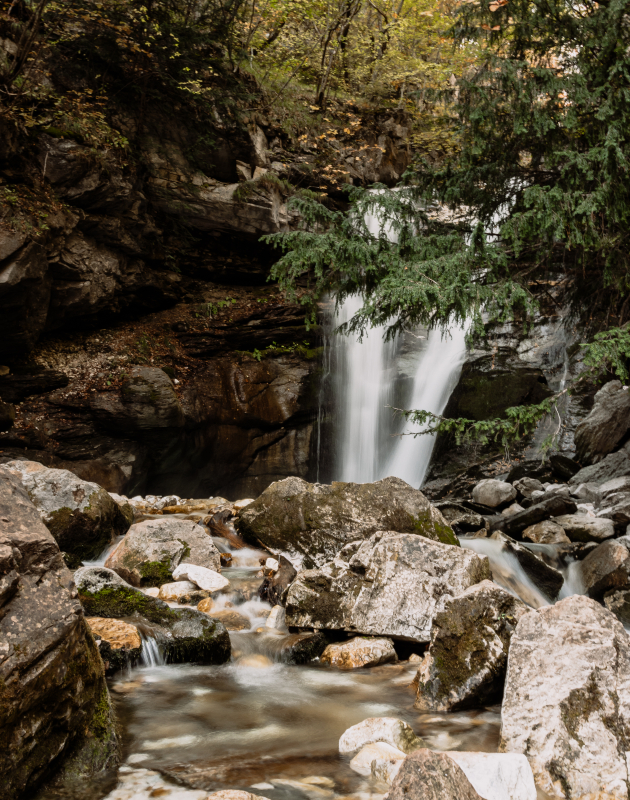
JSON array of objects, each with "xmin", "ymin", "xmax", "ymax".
[
  {"xmin": 387, "ymin": 749, "xmax": 483, "ymax": 800},
  {"xmin": 0, "ymin": 471, "xmax": 119, "ymax": 800},
  {"xmin": 575, "ymin": 381, "xmax": 630, "ymax": 465},
  {"xmin": 285, "ymin": 531, "xmax": 491, "ymax": 642},
  {"xmin": 237, "ymin": 476, "xmax": 459, "ymax": 569}
]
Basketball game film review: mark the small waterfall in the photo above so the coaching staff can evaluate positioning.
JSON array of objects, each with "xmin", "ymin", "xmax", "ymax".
[{"xmin": 141, "ymin": 634, "xmax": 165, "ymax": 667}]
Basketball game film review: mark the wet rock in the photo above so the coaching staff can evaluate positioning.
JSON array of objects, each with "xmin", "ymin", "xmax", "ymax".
[
  {"xmin": 158, "ymin": 581, "xmax": 198, "ymax": 602},
  {"xmin": 285, "ymin": 532, "xmax": 490, "ymax": 642},
  {"xmin": 0, "ymin": 460, "xmax": 129, "ymax": 561},
  {"xmin": 110, "ymin": 493, "xmax": 135, "ymax": 526},
  {"xmin": 569, "ymin": 440, "xmax": 630, "ymax": 487},
  {"xmin": 414, "ymin": 580, "xmax": 527, "ymax": 712},
  {"xmin": 173, "ymin": 563, "xmax": 230, "ymax": 592},
  {"xmin": 522, "ymin": 520, "xmax": 570, "ymax": 544},
  {"xmin": 552, "ymin": 512, "xmax": 615, "ymax": 543},
  {"xmin": 579, "ymin": 537, "xmax": 630, "ymax": 599},
  {"xmin": 280, "ymin": 631, "xmax": 328, "ymax": 664},
  {"xmin": 0, "ymin": 471, "xmax": 118, "ymax": 800},
  {"xmin": 259, "ymin": 554, "xmax": 297, "ymax": 605},
  {"xmin": 500, "ymin": 595, "xmax": 630, "ymax": 800},
  {"xmin": 446, "ymin": 752, "xmax": 536, "ymax": 800},
  {"xmin": 513, "ymin": 477, "xmax": 544, "ymax": 499},
  {"xmin": 265, "ymin": 604, "xmax": 287, "ymax": 630},
  {"xmin": 320, "ymin": 636, "xmax": 397, "ymax": 670},
  {"xmin": 237, "ymin": 476, "xmax": 458, "ymax": 569},
  {"xmin": 490, "ymin": 532, "xmax": 564, "ymax": 599},
  {"xmin": 387, "ymin": 749, "xmax": 483, "ymax": 800},
  {"xmin": 210, "ymin": 609, "xmax": 251, "ymax": 630},
  {"xmin": 105, "ymin": 518, "xmax": 221, "ymax": 586},
  {"xmin": 603, "ymin": 588, "xmax": 630, "ymax": 626},
  {"xmin": 350, "ymin": 742, "xmax": 406, "ymax": 777},
  {"xmin": 501, "ymin": 493, "xmax": 577, "ymax": 537},
  {"xmin": 575, "ymin": 381, "xmax": 630, "ymax": 465},
  {"xmin": 339, "ymin": 717, "xmax": 425, "ymax": 755},
  {"xmin": 472, "ymin": 479, "xmax": 517, "ymax": 508},
  {"xmin": 197, "ymin": 597, "xmax": 214, "ymax": 614},
  {"xmin": 75, "ymin": 566, "xmax": 231, "ymax": 664},
  {"xmin": 87, "ymin": 617, "xmax": 142, "ymax": 673}
]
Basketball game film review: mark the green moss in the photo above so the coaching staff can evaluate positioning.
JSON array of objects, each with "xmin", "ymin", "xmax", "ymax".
[
  {"xmin": 138, "ymin": 559, "xmax": 173, "ymax": 586},
  {"xmin": 412, "ymin": 510, "xmax": 460, "ymax": 547},
  {"xmin": 79, "ymin": 586, "xmax": 178, "ymax": 625}
]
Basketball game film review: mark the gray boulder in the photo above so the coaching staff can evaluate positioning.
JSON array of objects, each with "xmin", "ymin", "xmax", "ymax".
[
  {"xmin": 0, "ymin": 472, "xmax": 118, "ymax": 800},
  {"xmin": 603, "ymin": 588, "xmax": 630, "ymax": 626},
  {"xmin": 285, "ymin": 532, "xmax": 491, "ymax": 642},
  {"xmin": 415, "ymin": 580, "xmax": 527, "ymax": 712},
  {"xmin": 502, "ymin": 494, "xmax": 577, "ymax": 537},
  {"xmin": 500, "ymin": 595, "xmax": 630, "ymax": 800},
  {"xmin": 600, "ymin": 476, "xmax": 630, "ymax": 497},
  {"xmin": 513, "ymin": 477, "xmax": 544, "ymax": 499},
  {"xmin": 0, "ymin": 460, "xmax": 129, "ymax": 560},
  {"xmin": 387, "ymin": 749, "xmax": 484, "ymax": 800},
  {"xmin": 472, "ymin": 479, "xmax": 517, "ymax": 508},
  {"xmin": 521, "ymin": 520, "xmax": 570, "ymax": 544},
  {"xmin": 104, "ymin": 518, "xmax": 221, "ymax": 586},
  {"xmin": 237, "ymin": 476, "xmax": 458, "ymax": 569},
  {"xmin": 552, "ymin": 513, "xmax": 615, "ymax": 543},
  {"xmin": 596, "ymin": 492, "xmax": 630, "ymax": 528},
  {"xmin": 579, "ymin": 537, "xmax": 630, "ymax": 599},
  {"xmin": 575, "ymin": 380, "xmax": 630, "ymax": 465},
  {"xmin": 75, "ymin": 566, "xmax": 231, "ymax": 664},
  {"xmin": 569, "ymin": 440, "xmax": 630, "ymax": 487}
]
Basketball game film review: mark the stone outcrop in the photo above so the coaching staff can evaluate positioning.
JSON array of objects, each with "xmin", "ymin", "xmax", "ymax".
[
  {"xmin": 500, "ymin": 595, "xmax": 630, "ymax": 800},
  {"xmin": 574, "ymin": 381, "xmax": 630, "ymax": 465},
  {"xmin": 501, "ymin": 493, "xmax": 577, "ymax": 537},
  {"xmin": 414, "ymin": 580, "xmax": 527, "ymax": 711},
  {"xmin": 285, "ymin": 531, "xmax": 490, "ymax": 641},
  {"xmin": 0, "ymin": 460, "xmax": 129, "ymax": 561},
  {"xmin": 105, "ymin": 518, "xmax": 221, "ymax": 586},
  {"xmin": 522, "ymin": 520, "xmax": 570, "ymax": 544},
  {"xmin": 237, "ymin": 476, "xmax": 458, "ymax": 569},
  {"xmin": 0, "ymin": 471, "xmax": 118, "ymax": 800},
  {"xmin": 387, "ymin": 749, "xmax": 484, "ymax": 800},
  {"xmin": 569, "ymin": 440, "xmax": 630, "ymax": 487},
  {"xmin": 320, "ymin": 637, "xmax": 397, "ymax": 669},
  {"xmin": 75, "ymin": 566, "xmax": 231, "ymax": 664}
]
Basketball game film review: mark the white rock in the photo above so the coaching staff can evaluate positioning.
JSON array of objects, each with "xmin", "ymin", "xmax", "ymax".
[
  {"xmin": 349, "ymin": 742, "xmax": 406, "ymax": 777},
  {"xmin": 446, "ymin": 752, "xmax": 536, "ymax": 800},
  {"xmin": 472, "ymin": 479, "xmax": 517, "ymax": 508},
  {"xmin": 153, "ymin": 495, "xmax": 180, "ymax": 510},
  {"xmin": 102, "ymin": 767, "xmax": 208, "ymax": 800},
  {"xmin": 143, "ymin": 587, "xmax": 160, "ymax": 598},
  {"xmin": 370, "ymin": 751, "xmax": 406, "ymax": 785},
  {"xmin": 265, "ymin": 557, "xmax": 279, "ymax": 572},
  {"xmin": 501, "ymin": 595, "xmax": 630, "ymax": 799},
  {"xmin": 339, "ymin": 717, "xmax": 423, "ymax": 756},
  {"xmin": 157, "ymin": 581, "xmax": 198, "ymax": 602},
  {"xmin": 233, "ymin": 498, "xmax": 255, "ymax": 511},
  {"xmin": 320, "ymin": 637, "xmax": 396, "ymax": 670},
  {"xmin": 265, "ymin": 605, "xmax": 287, "ymax": 630},
  {"xmin": 172, "ymin": 563, "xmax": 229, "ymax": 592}
]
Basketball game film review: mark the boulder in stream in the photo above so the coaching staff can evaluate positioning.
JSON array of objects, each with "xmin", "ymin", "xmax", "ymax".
[
  {"xmin": 521, "ymin": 519, "xmax": 570, "ymax": 544},
  {"xmin": 0, "ymin": 471, "xmax": 119, "ymax": 800},
  {"xmin": 87, "ymin": 617, "xmax": 142, "ymax": 673},
  {"xmin": 414, "ymin": 580, "xmax": 528, "ymax": 712},
  {"xmin": 387, "ymin": 749, "xmax": 484, "ymax": 800},
  {"xmin": 500, "ymin": 595, "xmax": 630, "ymax": 799},
  {"xmin": 501, "ymin": 493, "xmax": 577, "ymax": 537},
  {"xmin": 236, "ymin": 476, "xmax": 457, "ymax": 569},
  {"xmin": 553, "ymin": 512, "xmax": 615, "ymax": 543},
  {"xmin": 320, "ymin": 636, "xmax": 397, "ymax": 669},
  {"xmin": 75, "ymin": 566, "xmax": 231, "ymax": 664},
  {"xmin": 0, "ymin": 459, "xmax": 129, "ymax": 560},
  {"xmin": 339, "ymin": 717, "xmax": 425, "ymax": 755},
  {"xmin": 105, "ymin": 518, "xmax": 221, "ymax": 586},
  {"xmin": 285, "ymin": 532, "xmax": 491, "ymax": 642}
]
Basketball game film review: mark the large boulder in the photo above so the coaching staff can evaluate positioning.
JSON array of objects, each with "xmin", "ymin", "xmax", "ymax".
[
  {"xmin": 501, "ymin": 494, "xmax": 577, "ymax": 537},
  {"xmin": 553, "ymin": 512, "xmax": 615, "ymax": 543},
  {"xmin": 415, "ymin": 580, "xmax": 528, "ymax": 712},
  {"xmin": 74, "ymin": 566, "xmax": 231, "ymax": 664},
  {"xmin": 285, "ymin": 532, "xmax": 491, "ymax": 642},
  {"xmin": 596, "ymin": 492, "xmax": 630, "ymax": 528},
  {"xmin": 574, "ymin": 381, "xmax": 630, "ymax": 465},
  {"xmin": 569, "ymin": 440, "xmax": 630, "ymax": 487},
  {"xmin": 105, "ymin": 518, "xmax": 221, "ymax": 586},
  {"xmin": 0, "ymin": 460, "xmax": 129, "ymax": 560},
  {"xmin": 500, "ymin": 595, "xmax": 630, "ymax": 799},
  {"xmin": 579, "ymin": 537, "xmax": 630, "ymax": 599},
  {"xmin": 522, "ymin": 520, "xmax": 570, "ymax": 544},
  {"xmin": 236, "ymin": 476, "xmax": 457, "ymax": 569},
  {"xmin": 0, "ymin": 471, "xmax": 118, "ymax": 800},
  {"xmin": 472, "ymin": 479, "xmax": 517, "ymax": 508},
  {"xmin": 387, "ymin": 749, "xmax": 484, "ymax": 800}
]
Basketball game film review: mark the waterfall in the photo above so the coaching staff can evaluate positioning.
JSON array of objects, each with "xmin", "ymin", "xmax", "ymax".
[{"xmin": 140, "ymin": 634, "xmax": 165, "ymax": 667}]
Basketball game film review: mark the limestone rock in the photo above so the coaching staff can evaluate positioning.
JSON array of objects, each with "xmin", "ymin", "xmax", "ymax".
[
  {"xmin": 339, "ymin": 717, "xmax": 424, "ymax": 756},
  {"xmin": 579, "ymin": 537, "xmax": 630, "ymax": 599},
  {"xmin": 446, "ymin": 752, "xmax": 537, "ymax": 800},
  {"xmin": 415, "ymin": 580, "xmax": 527, "ymax": 712},
  {"xmin": 209, "ymin": 609, "xmax": 251, "ymax": 630},
  {"xmin": 370, "ymin": 748, "xmax": 407, "ymax": 785},
  {"xmin": 265, "ymin": 604, "xmax": 287, "ymax": 630},
  {"xmin": 596, "ymin": 492, "xmax": 630, "ymax": 527},
  {"xmin": 0, "ymin": 472, "xmax": 118, "ymax": 800},
  {"xmin": 75, "ymin": 566, "xmax": 231, "ymax": 664},
  {"xmin": 601, "ymin": 476, "xmax": 630, "ymax": 497},
  {"xmin": 513, "ymin": 477, "xmax": 544, "ymax": 499},
  {"xmin": 552, "ymin": 512, "xmax": 615, "ymax": 543},
  {"xmin": 350, "ymin": 742, "xmax": 406, "ymax": 777},
  {"xmin": 320, "ymin": 637, "xmax": 397, "ymax": 670},
  {"xmin": 237, "ymin": 476, "xmax": 458, "ymax": 569},
  {"xmin": 105, "ymin": 518, "xmax": 221, "ymax": 586},
  {"xmin": 502, "ymin": 493, "xmax": 577, "ymax": 537},
  {"xmin": 172, "ymin": 563, "xmax": 229, "ymax": 592},
  {"xmin": 575, "ymin": 380, "xmax": 630, "ymax": 465},
  {"xmin": 500, "ymin": 595, "xmax": 630, "ymax": 799},
  {"xmin": 0, "ymin": 459, "xmax": 129, "ymax": 560},
  {"xmin": 387, "ymin": 749, "xmax": 484, "ymax": 800},
  {"xmin": 472, "ymin": 479, "xmax": 517, "ymax": 508},
  {"xmin": 285, "ymin": 532, "xmax": 491, "ymax": 642},
  {"xmin": 158, "ymin": 581, "xmax": 198, "ymax": 602},
  {"xmin": 522, "ymin": 520, "xmax": 570, "ymax": 544},
  {"xmin": 197, "ymin": 597, "xmax": 214, "ymax": 614},
  {"xmin": 87, "ymin": 617, "xmax": 142, "ymax": 673}
]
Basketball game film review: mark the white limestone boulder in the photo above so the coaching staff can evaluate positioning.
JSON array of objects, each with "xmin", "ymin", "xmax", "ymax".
[
  {"xmin": 349, "ymin": 742, "xmax": 405, "ymax": 777},
  {"xmin": 472, "ymin": 479, "xmax": 516, "ymax": 508},
  {"xmin": 446, "ymin": 752, "xmax": 536, "ymax": 800},
  {"xmin": 172, "ymin": 563, "xmax": 229, "ymax": 592},
  {"xmin": 339, "ymin": 717, "xmax": 424, "ymax": 756}
]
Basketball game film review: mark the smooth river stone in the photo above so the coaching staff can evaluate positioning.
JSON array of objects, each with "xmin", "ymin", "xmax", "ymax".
[{"xmin": 172, "ymin": 563, "xmax": 229, "ymax": 592}]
